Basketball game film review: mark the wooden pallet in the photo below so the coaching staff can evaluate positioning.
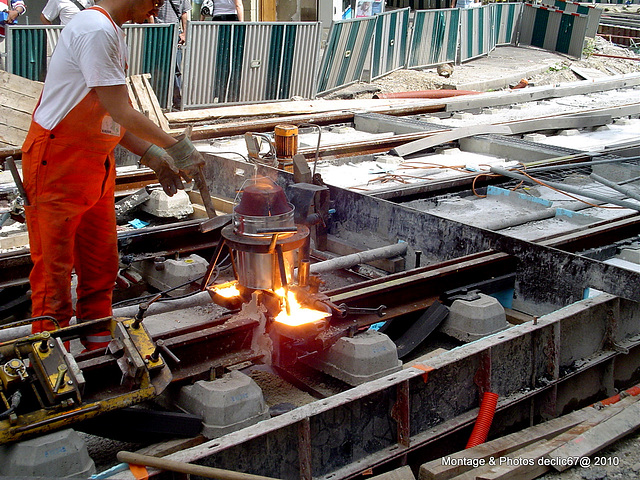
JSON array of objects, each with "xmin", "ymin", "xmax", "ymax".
[{"xmin": 0, "ymin": 72, "xmax": 169, "ymax": 151}]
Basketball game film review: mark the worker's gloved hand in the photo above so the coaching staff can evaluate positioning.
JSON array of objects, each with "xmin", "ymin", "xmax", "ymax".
[
  {"xmin": 140, "ymin": 145, "xmax": 184, "ymax": 197},
  {"xmin": 165, "ymin": 134, "xmax": 205, "ymax": 183}
]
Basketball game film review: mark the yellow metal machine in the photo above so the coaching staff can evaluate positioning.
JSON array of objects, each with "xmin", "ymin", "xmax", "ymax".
[{"xmin": 0, "ymin": 317, "xmax": 171, "ymax": 445}]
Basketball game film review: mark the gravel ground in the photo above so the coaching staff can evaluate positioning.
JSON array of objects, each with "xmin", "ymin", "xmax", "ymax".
[{"xmin": 325, "ymin": 37, "xmax": 640, "ymax": 99}]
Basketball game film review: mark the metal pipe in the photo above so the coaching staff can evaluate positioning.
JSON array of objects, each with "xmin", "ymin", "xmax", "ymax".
[
  {"xmin": 486, "ymin": 200, "xmax": 604, "ymax": 231},
  {"xmin": 309, "ymin": 243, "xmax": 408, "ymax": 274},
  {"xmin": 117, "ymin": 451, "xmax": 281, "ymax": 480},
  {"xmin": 490, "ymin": 166, "xmax": 640, "ymax": 212},
  {"xmin": 112, "ymin": 291, "xmax": 213, "ymax": 319},
  {"xmin": 590, "ymin": 173, "xmax": 640, "ymax": 204}
]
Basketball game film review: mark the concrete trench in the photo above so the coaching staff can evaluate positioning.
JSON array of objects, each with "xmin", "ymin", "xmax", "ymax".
[{"xmin": 2, "ymin": 74, "xmax": 640, "ymax": 479}]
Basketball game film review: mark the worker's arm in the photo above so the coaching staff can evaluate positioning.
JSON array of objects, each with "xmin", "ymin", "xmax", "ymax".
[
  {"xmin": 179, "ymin": 11, "xmax": 188, "ymax": 44},
  {"xmin": 40, "ymin": 13, "xmax": 52, "ymax": 25},
  {"xmin": 95, "ymin": 85, "xmax": 204, "ymax": 182},
  {"xmin": 94, "ymin": 85, "xmax": 177, "ymax": 148},
  {"xmin": 235, "ymin": 0, "xmax": 244, "ymax": 21}
]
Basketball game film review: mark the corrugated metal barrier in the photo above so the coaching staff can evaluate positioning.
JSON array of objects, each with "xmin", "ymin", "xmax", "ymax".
[
  {"xmin": 519, "ymin": 3, "xmax": 589, "ymax": 58},
  {"xmin": 317, "ymin": 16, "xmax": 377, "ymax": 95},
  {"xmin": 459, "ymin": 5, "xmax": 494, "ymax": 63},
  {"xmin": 492, "ymin": 2, "xmax": 522, "ymax": 46},
  {"xmin": 407, "ymin": 8, "xmax": 459, "ymax": 69},
  {"xmin": 542, "ymin": 0, "xmax": 602, "ymax": 37},
  {"xmin": 6, "ymin": 25, "xmax": 61, "ymax": 82},
  {"xmin": 183, "ymin": 21, "xmax": 321, "ymax": 108},
  {"xmin": 368, "ymin": 8, "xmax": 410, "ymax": 81},
  {"xmin": 6, "ymin": 24, "xmax": 176, "ymax": 108},
  {"xmin": 123, "ymin": 23, "xmax": 177, "ymax": 110}
]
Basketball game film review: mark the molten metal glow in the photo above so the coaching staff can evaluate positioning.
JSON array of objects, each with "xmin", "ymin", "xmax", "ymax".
[
  {"xmin": 273, "ymin": 288, "xmax": 329, "ymax": 326},
  {"xmin": 214, "ymin": 284, "xmax": 241, "ymax": 298}
]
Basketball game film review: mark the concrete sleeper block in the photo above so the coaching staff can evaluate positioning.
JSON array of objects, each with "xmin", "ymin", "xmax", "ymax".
[
  {"xmin": 439, "ymin": 293, "xmax": 509, "ymax": 343},
  {"xmin": 306, "ymin": 330, "xmax": 402, "ymax": 386},
  {"xmin": 177, "ymin": 370, "xmax": 269, "ymax": 439},
  {"xmin": 0, "ymin": 429, "xmax": 95, "ymax": 479}
]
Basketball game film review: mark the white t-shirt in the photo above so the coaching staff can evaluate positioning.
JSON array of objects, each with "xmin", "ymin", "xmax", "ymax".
[
  {"xmin": 41, "ymin": 0, "xmax": 93, "ymax": 26},
  {"xmin": 34, "ymin": 8, "xmax": 128, "ymax": 130},
  {"xmin": 212, "ymin": 0, "xmax": 238, "ymax": 16}
]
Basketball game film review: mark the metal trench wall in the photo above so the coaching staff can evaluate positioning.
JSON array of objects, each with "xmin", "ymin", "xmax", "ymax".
[
  {"xmin": 541, "ymin": 0, "xmax": 602, "ymax": 37},
  {"xmin": 368, "ymin": 8, "xmax": 411, "ymax": 81},
  {"xmin": 492, "ymin": 2, "xmax": 522, "ymax": 46},
  {"xmin": 459, "ymin": 5, "xmax": 494, "ymax": 63},
  {"xmin": 182, "ymin": 21, "xmax": 321, "ymax": 108},
  {"xmin": 109, "ymin": 292, "xmax": 640, "ymax": 480},
  {"xmin": 407, "ymin": 8, "xmax": 459, "ymax": 69},
  {"xmin": 519, "ymin": 3, "xmax": 589, "ymax": 58},
  {"xmin": 316, "ymin": 16, "xmax": 378, "ymax": 95},
  {"xmin": 6, "ymin": 24, "xmax": 176, "ymax": 108}
]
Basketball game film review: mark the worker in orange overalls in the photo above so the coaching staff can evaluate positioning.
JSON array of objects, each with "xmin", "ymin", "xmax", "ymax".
[{"xmin": 22, "ymin": 0, "xmax": 204, "ymax": 350}]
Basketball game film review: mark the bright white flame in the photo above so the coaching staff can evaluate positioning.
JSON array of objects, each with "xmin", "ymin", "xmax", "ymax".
[
  {"xmin": 214, "ymin": 284, "xmax": 241, "ymax": 298},
  {"xmin": 273, "ymin": 288, "xmax": 330, "ymax": 326}
]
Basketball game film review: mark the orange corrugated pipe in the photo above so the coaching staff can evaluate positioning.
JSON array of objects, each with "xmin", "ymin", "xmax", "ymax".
[
  {"xmin": 466, "ymin": 392, "xmax": 499, "ymax": 449},
  {"xmin": 373, "ymin": 90, "xmax": 481, "ymax": 99},
  {"xmin": 596, "ymin": 383, "xmax": 640, "ymax": 407}
]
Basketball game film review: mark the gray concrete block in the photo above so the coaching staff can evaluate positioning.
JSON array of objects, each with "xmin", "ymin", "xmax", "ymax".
[
  {"xmin": 307, "ymin": 330, "xmax": 402, "ymax": 386},
  {"xmin": 558, "ymin": 129, "xmax": 580, "ymax": 136},
  {"xmin": 440, "ymin": 293, "xmax": 509, "ymax": 342},
  {"xmin": 523, "ymin": 133, "xmax": 546, "ymax": 142},
  {"xmin": 178, "ymin": 370, "xmax": 269, "ymax": 439},
  {"xmin": 138, "ymin": 254, "xmax": 208, "ymax": 297},
  {"xmin": 141, "ymin": 189, "xmax": 194, "ymax": 218},
  {"xmin": 451, "ymin": 112, "xmax": 474, "ymax": 120},
  {"xmin": 0, "ymin": 429, "xmax": 95, "ymax": 479}
]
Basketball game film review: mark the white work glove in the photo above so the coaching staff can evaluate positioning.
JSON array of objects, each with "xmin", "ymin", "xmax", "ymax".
[
  {"xmin": 165, "ymin": 128, "xmax": 206, "ymax": 183},
  {"xmin": 140, "ymin": 145, "xmax": 184, "ymax": 196}
]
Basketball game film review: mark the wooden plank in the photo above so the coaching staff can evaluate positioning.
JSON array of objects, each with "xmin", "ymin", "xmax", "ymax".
[
  {"xmin": 418, "ymin": 403, "xmax": 609, "ymax": 480},
  {"xmin": 165, "ymin": 99, "xmax": 431, "ymax": 124},
  {"xmin": 504, "ymin": 308, "xmax": 534, "ymax": 325},
  {"xmin": 0, "ymin": 123, "xmax": 31, "ymax": 148},
  {"xmin": 141, "ymin": 73, "xmax": 170, "ymax": 132},
  {"xmin": 0, "ymin": 90, "xmax": 39, "ymax": 115},
  {"xmin": 0, "ymin": 106, "xmax": 33, "ymax": 132},
  {"xmin": 129, "ymin": 74, "xmax": 158, "ymax": 126},
  {"xmin": 0, "ymin": 70, "xmax": 43, "ymax": 99},
  {"xmin": 186, "ymin": 190, "xmax": 233, "ymax": 216},
  {"xmin": 548, "ymin": 398, "xmax": 640, "ymax": 472}
]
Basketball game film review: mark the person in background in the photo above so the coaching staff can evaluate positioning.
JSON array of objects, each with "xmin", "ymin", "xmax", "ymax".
[
  {"xmin": 0, "ymin": 0, "xmax": 26, "ymax": 69},
  {"xmin": 40, "ymin": 0, "xmax": 94, "ymax": 26},
  {"xmin": 154, "ymin": 0, "xmax": 191, "ymax": 110},
  {"xmin": 200, "ymin": 0, "xmax": 243, "ymax": 22},
  {"xmin": 22, "ymin": 0, "xmax": 206, "ymax": 350}
]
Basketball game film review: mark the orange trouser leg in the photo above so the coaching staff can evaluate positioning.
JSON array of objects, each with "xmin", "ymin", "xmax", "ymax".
[
  {"xmin": 27, "ymin": 199, "xmax": 82, "ymax": 332},
  {"xmin": 74, "ymin": 185, "xmax": 119, "ymax": 351}
]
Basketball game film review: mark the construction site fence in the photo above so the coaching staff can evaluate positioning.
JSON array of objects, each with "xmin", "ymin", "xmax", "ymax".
[
  {"xmin": 6, "ymin": 23, "xmax": 177, "ymax": 109},
  {"xmin": 6, "ymin": 2, "xmax": 594, "ymax": 107},
  {"xmin": 182, "ymin": 21, "xmax": 322, "ymax": 109}
]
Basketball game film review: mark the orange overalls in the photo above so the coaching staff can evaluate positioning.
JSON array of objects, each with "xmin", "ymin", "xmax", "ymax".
[{"xmin": 22, "ymin": 7, "xmax": 125, "ymax": 350}]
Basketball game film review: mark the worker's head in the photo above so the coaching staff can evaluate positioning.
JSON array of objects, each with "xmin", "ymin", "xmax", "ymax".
[{"xmin": 127, "ymin": 0, "xmax": 164, "ymax": 23}]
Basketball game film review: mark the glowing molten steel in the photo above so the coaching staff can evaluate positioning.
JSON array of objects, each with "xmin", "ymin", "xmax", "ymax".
[
  {"xmin": 215, "ymin": 284, "xmax": 241, "ymax": 298},
  {"xmin": 273, "ymin": 289, "xmax": 329, "ymax": 326}
]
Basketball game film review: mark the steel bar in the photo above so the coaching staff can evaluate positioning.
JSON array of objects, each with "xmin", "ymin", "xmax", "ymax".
[
  {"xmin": 490, "ymin": 166, "xmax": 640, "ymax": 211},
  {"xmin": 590, "ymin": 172, "xmax": 640, "ymax": 203}
]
